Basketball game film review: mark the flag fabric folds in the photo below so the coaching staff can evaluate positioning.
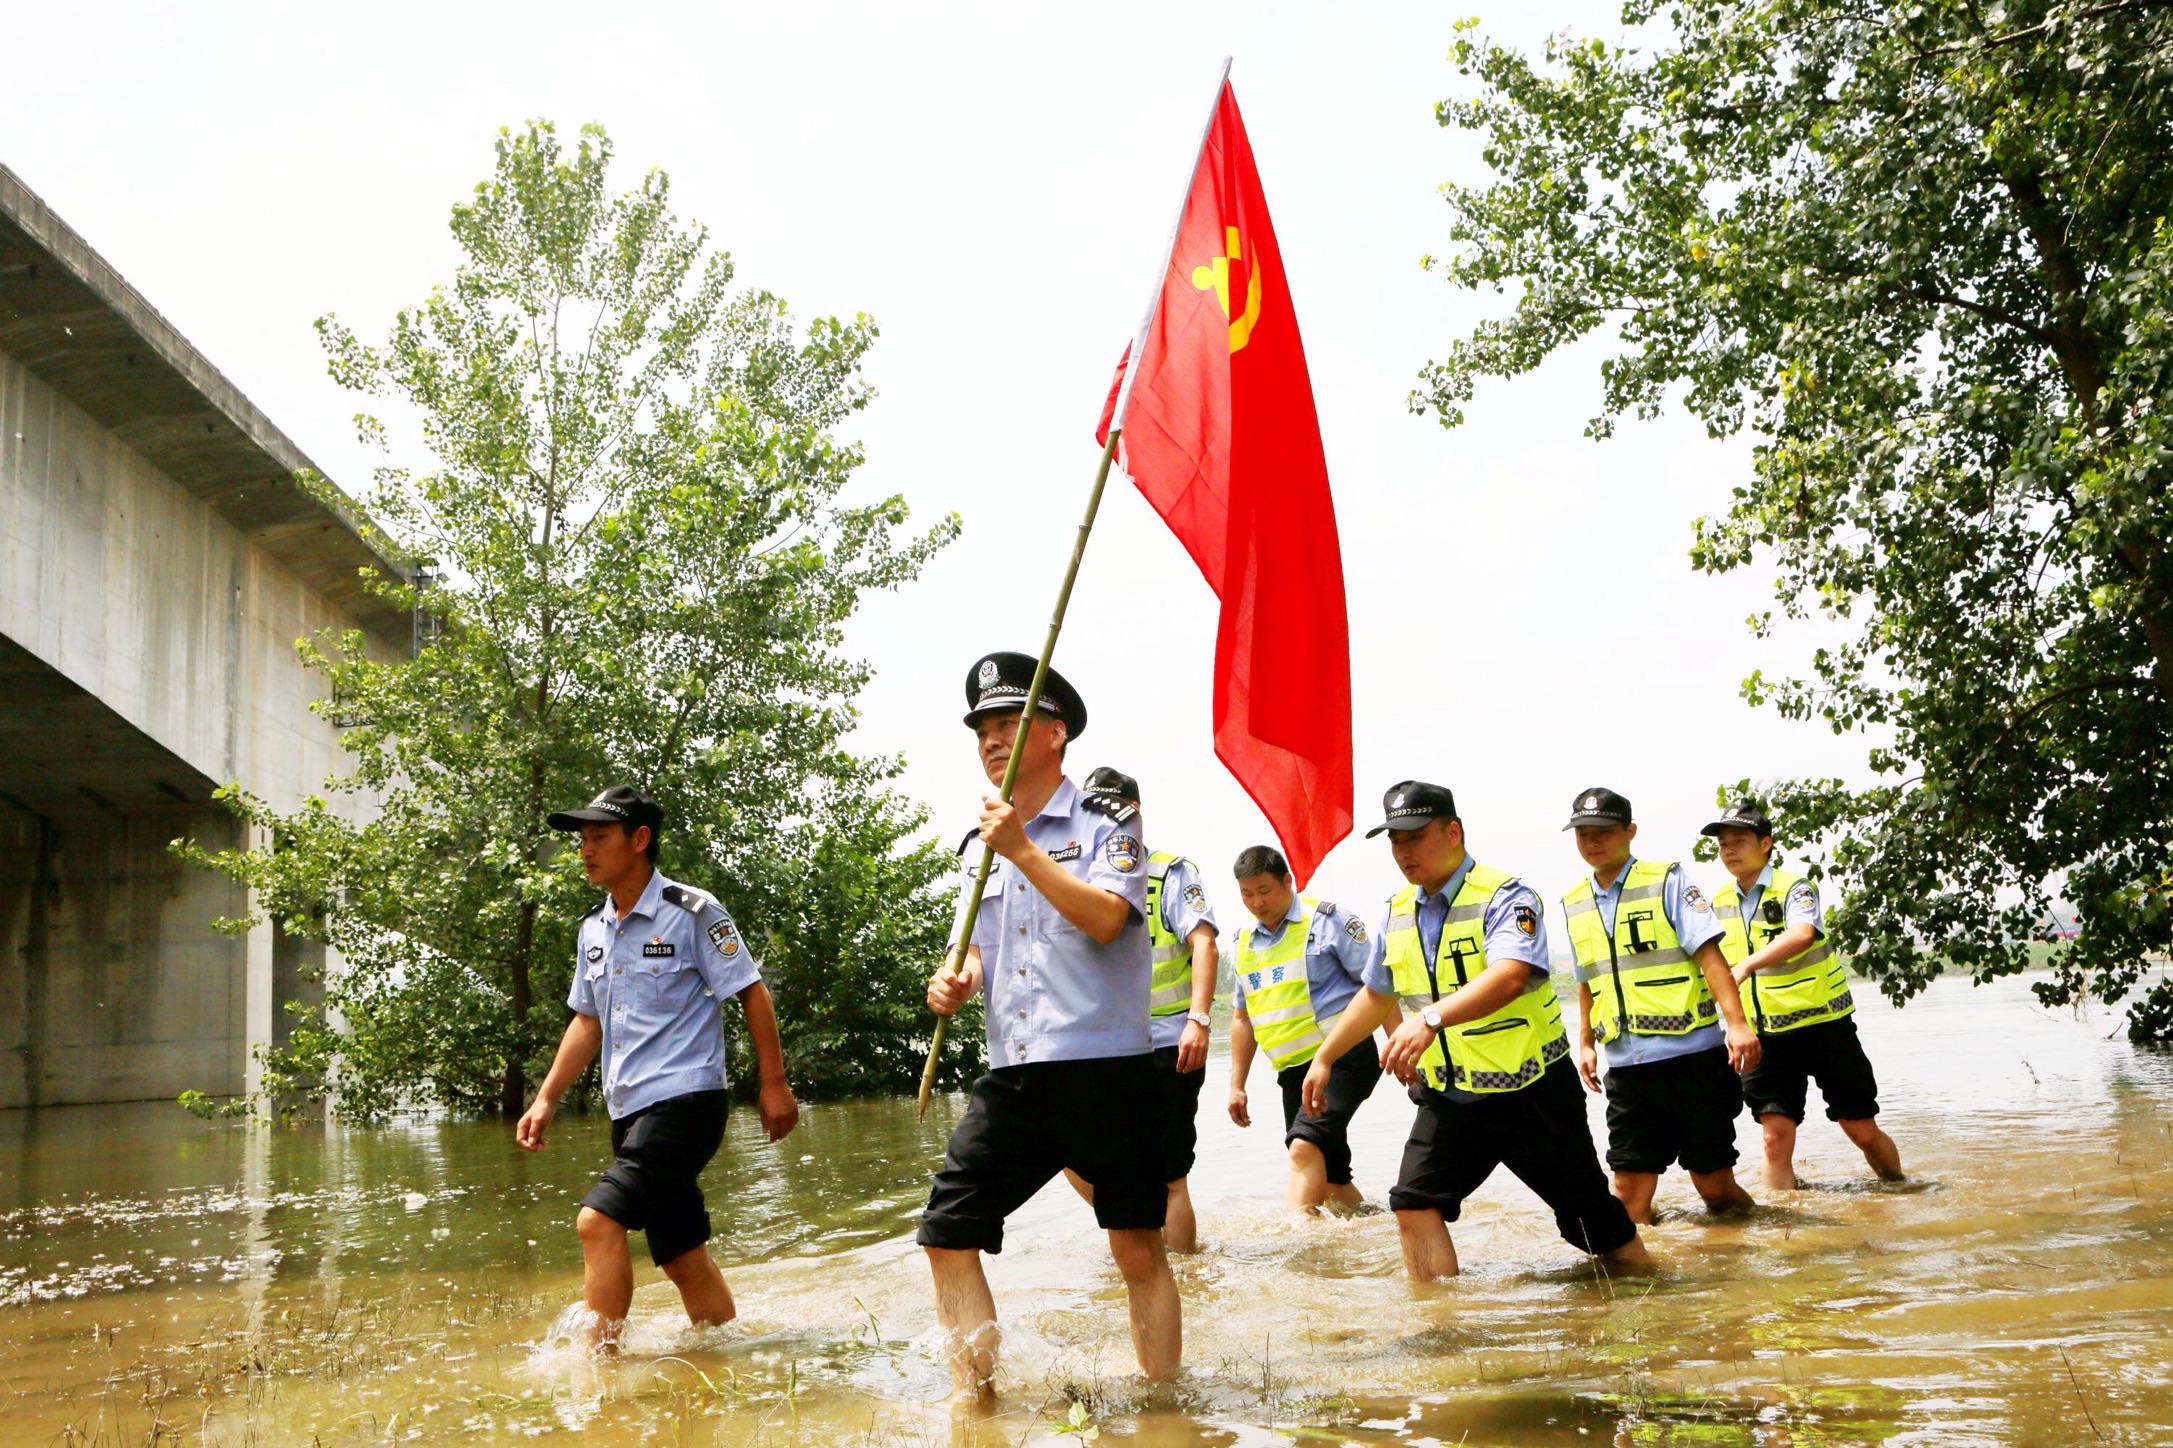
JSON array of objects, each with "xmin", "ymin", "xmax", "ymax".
[{"xmin": 1097, "ymin": 78, "xmax": 1352, "ymax": 888}]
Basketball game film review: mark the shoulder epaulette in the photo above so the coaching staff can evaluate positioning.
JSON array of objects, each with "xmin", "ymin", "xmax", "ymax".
[
  {"xmin": 661, "ymin": 883, "xmax": 714, "ymax": 915},
  {"xmin": 1079, "ymin": 791, "xmax": 1137, "ymax": 823},
  {"xmin": 1315, "ymin": 900, "xmax": 1338, "ymax": 918},
  {"xmin": 956, "ymin": 828, "xmax": 980, "ymax": 858},
  {"xmin": 581, "ymin": 896, "xmax": 609, "ymax": 919}
]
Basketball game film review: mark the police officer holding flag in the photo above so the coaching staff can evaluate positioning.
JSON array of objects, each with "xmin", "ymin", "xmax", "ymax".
[{"xmin": 918, "ymin": 653, "xmax": 1181, "ymax": 1395}]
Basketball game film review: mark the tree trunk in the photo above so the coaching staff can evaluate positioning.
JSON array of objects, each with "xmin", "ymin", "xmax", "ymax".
[{"xmin": 502, "ymin": 895, "xmax": 538, "ymax": 1118}]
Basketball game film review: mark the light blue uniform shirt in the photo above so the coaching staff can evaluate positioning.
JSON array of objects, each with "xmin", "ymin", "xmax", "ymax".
[
  {"xmin": 965, "ymin": 776, "xmax": 1152, "ymax": 1067},
  {"xmin": 1362, "ymin": 857, "xmax": 1553, "ymax": 1103},
  {"xmin": 567, "ymin": 869, "xmax": 763, "ymax": 1119},
  {"xmin": 1582, "ymin": 855, "xmax": 1728, "ymax": 1069},
  {"xmin": 1231, "ymin": 896, "xmax": 1372, "ymax": 1033},
  {"xmin": 1735, "ymin": 863, "xmax": 1825, "ymax": 938},
  {"xmin": 1148, "ymin": 853, "xmax": 1219, "ymax": 1049}
]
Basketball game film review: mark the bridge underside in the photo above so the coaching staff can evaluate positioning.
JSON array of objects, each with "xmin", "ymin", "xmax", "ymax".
[{"xmin": 0, "ymin": 636, "xmax": 318, "ymax": 1110}]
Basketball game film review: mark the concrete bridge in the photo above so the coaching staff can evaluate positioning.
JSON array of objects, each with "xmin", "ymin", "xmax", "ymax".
[{"xmin": 0, "ymin": 164, "xmax": 406, "ymax": 1109}]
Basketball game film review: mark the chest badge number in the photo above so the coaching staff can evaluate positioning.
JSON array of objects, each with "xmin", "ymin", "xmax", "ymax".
[{"xmin": 642, "ymin": 940, "xmax": 676, "ymax": 958}]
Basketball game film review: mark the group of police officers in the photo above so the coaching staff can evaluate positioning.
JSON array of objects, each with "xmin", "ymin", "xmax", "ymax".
[{"xmin": 514, "ymin": 650, "xmax": 1904, "ymax": 1393}]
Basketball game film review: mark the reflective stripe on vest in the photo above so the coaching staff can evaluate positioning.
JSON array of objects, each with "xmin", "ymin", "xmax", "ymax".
[
  {"xmin": 1234, "ymin": 898, "xmax": 1332, "ymax": 1069},
  {"xmin": 1713, "ymin": 869, "xmax": 1852, "ymax": 1034},
  {"xmin": 1561, "ymin": 859, "xmax": 1718, "ymax": 1043},
  {"xmin": 1381, "ymin": 863, "xmax": 1568, "ymax": 1095},
  {"xmin": 1146, "ymin": 852, "xmax": 1194, "ymax": 1016}
]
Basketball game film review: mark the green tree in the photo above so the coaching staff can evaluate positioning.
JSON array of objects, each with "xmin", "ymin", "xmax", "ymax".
[
  {"xmin": 185, "ymin": 121, "xmax": 974, "ymax": 1121},
  {"xmin": 1420, "ymin": 2, "xmax": 2173, "ymax": 1035}
]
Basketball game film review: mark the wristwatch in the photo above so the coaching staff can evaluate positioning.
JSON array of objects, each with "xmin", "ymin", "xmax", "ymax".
[
  {"xmin": 1186, "ymin": 1009, "xmax": 1213, "ymax": 1028},
  {"xmin": 1421, "ymin": 1006, "xmax": 1444, "ymax": 1031}
]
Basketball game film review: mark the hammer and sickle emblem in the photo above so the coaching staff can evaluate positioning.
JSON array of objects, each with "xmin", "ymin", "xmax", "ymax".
[{"xmin": 1191, "ymin": 224, "xmax": 1263, "ymax": 352}]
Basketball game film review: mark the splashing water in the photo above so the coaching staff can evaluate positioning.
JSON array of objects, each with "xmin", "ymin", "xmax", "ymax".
[{"xmin": 2, "ymin": 975, "xmax": 2171, "ymax": 1444}]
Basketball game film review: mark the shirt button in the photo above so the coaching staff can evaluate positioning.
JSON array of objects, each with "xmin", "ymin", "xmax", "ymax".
[
  {"xmin": 1017, "ymin": 1010, "xmax": 1026, "ymax": 1019},
  {"xmin": 1017, "ymin": 926, "xmax": 1026, "ymax": 934}
]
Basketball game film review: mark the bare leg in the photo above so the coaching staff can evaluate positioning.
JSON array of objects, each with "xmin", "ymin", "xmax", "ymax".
[
  {"xmin": 1601, "ymin": 1231, "xmax": 1650, "ymax": 1269},
  {"xmin": 1062, "ymin": 1168, "xmax": 1094, "ymax": 1205},
  {"xmin": 659, "ymin": 1244, "xmax": 736, "ymax": 1326},
  {"xmin": 1759, "ymin": 1114, "xmax": 1800, "ymax": 1190},
  {"xmin": 1394, "ymin": 1208, "xmax": 1459, "ymax": 1281},
  {"xmin": 1611, "ymin": 1170, "xmax": 1660, "ymax": 1224},
  {"xmin": 576, "ymin": 1207, "xmax": 634, "ymax": 1351},
  {"xmin": 1106, "ymin": 1228, "xmax": 1180, "ymax": 1380},
  {"xmin": 1325, "ymin": 1181, "xmax": 1365, "ymax": 1211},
  {"xmin": 1287, "ymin": 1139, "xmax": 1330, "ymax": 1213},
  {"xmin": 1837, "ymin": 1116, "xmax": 1904, "ymax": 1180},
  {"xmin": 1163, "ymin": 1179, "xmax": 1199, "ymax": 1255},
  {"xmin": 1689, "ymin": 1167, "xmax": 1756, "ymax": 1214},
  {"xmin": 924, "ymin": 1247, "xmax": 999, "ymax": 1399}
]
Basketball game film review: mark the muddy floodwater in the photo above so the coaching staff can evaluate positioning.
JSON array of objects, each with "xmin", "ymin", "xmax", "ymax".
[{"xmin": 4, "ymin": 974, "xmax": 2171, "ymax": 1446}]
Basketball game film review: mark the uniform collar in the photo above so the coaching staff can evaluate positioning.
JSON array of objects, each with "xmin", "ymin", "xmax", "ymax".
[
  {"xmin": 1590, "ymin": 853, "xmax": 1637, "ymax": 897},
  {"xmin": 1035, "ymin": 775, "xmax": 1080, "ymax": 822},
  {"xmin": 613, "ymin": 867, "xmax": 668, "ymax": 924},
  {"xmin": 1417, "ymin": 855, "xmax": 1476, "ymax": 910},
  {"xmin": 1752, "ymin": 861, "xmax": 1776, "ymax": 894}
]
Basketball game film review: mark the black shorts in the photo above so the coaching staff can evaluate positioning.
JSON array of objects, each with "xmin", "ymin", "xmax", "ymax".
[
  {"xmin": 1276, "ymin": 1036, "xmax": 1382, "ymax": 1186},
  {"xmin": 1742, "ymin": 1015, "xmax": 1879, "ymax": 1124},
  {"xmin": 1388, "ymin": 1057, "xmax": 1637, "ymax": 1256},
  {"xmin": 917, "ymin": 1055, "xmax": 1168, "ymax": 1253},
  {"xmin": 580, "ymin": 1089, "xmax": 729, "ymax": 1267},
  {"xmin": 1153, "ymin": 1043, "xmax": 1207, "ymax": 1184},
  {"xmin": 1602, "ymin": 1044, "xmax": 1743, "ymax": 1176}
]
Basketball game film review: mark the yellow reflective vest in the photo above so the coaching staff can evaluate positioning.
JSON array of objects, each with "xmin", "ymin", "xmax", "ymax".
[
  {"xmin": 1714, "ymin": 869, "xmax": 1852, "ymax": 1034},
  {"xmin": 1561, "ymin": 859, "xmax": 1719, "ymax": 1044},
  {"xmin": 1233, "ymin": 898, "xmax": 1334, "ymax": 1070},
  {"xmin": 1145, "ymin": 852, "xmax": 1195, "ymax": 1020},
  {"xmin": 1381, "ymin": 863, "xmax": 1568, "ymax": 1095}
]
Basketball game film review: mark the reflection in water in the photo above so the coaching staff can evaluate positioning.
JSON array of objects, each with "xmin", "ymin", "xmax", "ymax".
[{"xmin": 2, "ymin": 975, "xmax": 2171, "ymax": 1444}]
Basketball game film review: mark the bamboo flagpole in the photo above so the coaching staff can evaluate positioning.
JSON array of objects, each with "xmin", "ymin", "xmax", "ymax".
[
  {"xmin": 914, "ymin": 56, "xmax": 1237, "ymax": 1120},
  {"xmin": 915, "ymin": 428, "xmax": 1120, "ymax": 1117}
]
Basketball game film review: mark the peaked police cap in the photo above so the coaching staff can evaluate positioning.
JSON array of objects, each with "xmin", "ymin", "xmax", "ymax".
[
  {"xmin": 1365, "ymin": 780, "xmax": 1458, "ymax": 838},
  {"xmin": 1563, "ymin": 786, "xmax": 1634, "ymax": 830},
  {"xmin": 547, "ymin": 783, "xmax": 663, "ymax": 833},
  {"xmin": 1701, "ymin": 800, "xmax": 1774, "ymax": 837},
  {"xmin": 1082, "ymin": 766, "xmax": 1141, "ymax": 803},
  {"xmin": 962, "ymin": 651, "xmax": 1087, "ymax": 739}
]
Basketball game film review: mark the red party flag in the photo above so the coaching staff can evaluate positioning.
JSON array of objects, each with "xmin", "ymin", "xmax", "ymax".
[{"xmin": 1097, "ymin": 74, "xmax": 1352, "ymax": 887}]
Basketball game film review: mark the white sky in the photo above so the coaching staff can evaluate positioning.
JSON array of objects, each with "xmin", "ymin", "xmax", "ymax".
[{"xmin": 7, "ymin": 1, "xmax": 1871, "ymax": 924}]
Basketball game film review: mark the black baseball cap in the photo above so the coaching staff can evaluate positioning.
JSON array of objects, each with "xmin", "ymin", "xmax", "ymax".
[
  {"xmin": 1082, "ymin": 766, "xmax": 1140, "ymax": 803},
  {"xmin": 962, "ymin": 651, "xmax": 1088, "ymax": 739},
  {"xmin": 547, "ymin": 784, "xmax": 663, "ymax": 833},
  {"xmin": 1701, "ymin": 800, "xmax": 1774, "ymax": 837},
  {"xmin": 1564, "ymin": 786, "xmax": 1634, "ymax": 830},
  {"xmin": 1365, "ymin": 780, "xmax": 1458, "ymax": 838}
]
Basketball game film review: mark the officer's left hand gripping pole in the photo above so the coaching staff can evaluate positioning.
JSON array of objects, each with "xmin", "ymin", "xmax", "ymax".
[{"xmin": 917, "ymin": 429, "xmax": 1124, "ymax": 1119}]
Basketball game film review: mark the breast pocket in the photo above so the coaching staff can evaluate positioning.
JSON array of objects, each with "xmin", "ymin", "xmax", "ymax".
[{"xmin": 632, "ymin": 950, "xmax": 705, "ymax": 1013}]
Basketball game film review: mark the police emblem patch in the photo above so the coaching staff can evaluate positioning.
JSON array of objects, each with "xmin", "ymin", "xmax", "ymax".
[
  {"xmin": 1105, "ymin": 833, "xmax": 1142, "ymax": 873},
  {"xmin": 1183, "ymin": 883, "xmax": 1207, "ymax": 910},
  {"xmin": 978, "ymin": 659, "xmax": 1000, "ymax": 687},
  {"xmin": 1583, "ymin": 795, "xmax": 1599, "ymax": 811},
  {"xmin": 707, "ymin": 919, "xmax": 741, "ymax": 958},
  {"xmin": 1344, "ymin": 915, "xmax": 1368, "ymax": 944},
  {"xmin": 1683, "ymin": 884, "xmax": 1711, "ymax": 913},
  {"xmin": 585, "ymin": 945, "xmax": 604, "ymax": 962},
  {"xmin": 1789, "ymin": 881, "xmax": 1817, "ymax": 909},
  {"xmin": 1514, "ymin": 904, "xmax": 1539, "ymax": 937}
]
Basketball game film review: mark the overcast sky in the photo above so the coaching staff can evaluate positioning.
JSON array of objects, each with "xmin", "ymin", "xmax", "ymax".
[{"xmin": 8, "ymin": 2, "xmax": 1873, "ymax": 924}]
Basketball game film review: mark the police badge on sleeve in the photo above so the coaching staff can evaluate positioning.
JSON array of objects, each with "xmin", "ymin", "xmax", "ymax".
[
  {"xmin": 1105, "ymin": 834, "xmax": 1142, "ymax": 872},
  {"xmin": 708, "ymin": 918, "xmax": 742, "ymax": 959}
]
